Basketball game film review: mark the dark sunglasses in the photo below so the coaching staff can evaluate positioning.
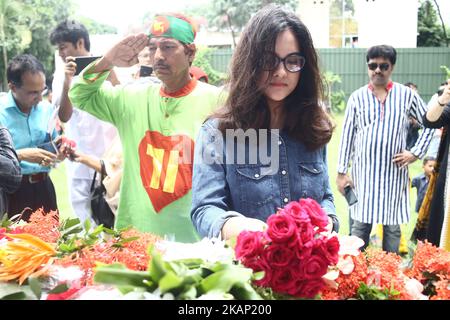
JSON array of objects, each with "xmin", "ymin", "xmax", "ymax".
[
  {"xmin": 262, "ymin": 52, "xmax": 306, "ymax": 73},
  {"xmin": 367, "ymin": 62, "xmax": 390, "ymax": 71}
]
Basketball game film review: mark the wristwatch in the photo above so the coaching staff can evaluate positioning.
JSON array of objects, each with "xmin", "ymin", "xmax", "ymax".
[{"xmin": 438, "ymin": 98, "xmax": 446, "ymax": 107}]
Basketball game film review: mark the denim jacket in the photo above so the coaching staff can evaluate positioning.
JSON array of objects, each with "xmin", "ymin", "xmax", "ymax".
[
  {"xmin": 191, "ymin": 119, "xmax": 338, "ymax": 239},
  {"xmin": 0, "ymin": 126, "xmax": 22, "ymax": 216}
]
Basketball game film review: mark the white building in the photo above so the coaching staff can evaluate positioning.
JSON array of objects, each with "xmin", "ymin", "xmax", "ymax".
[{"xmin": 297, "ymin": 0, "xmax": 419, "ymax": 48}]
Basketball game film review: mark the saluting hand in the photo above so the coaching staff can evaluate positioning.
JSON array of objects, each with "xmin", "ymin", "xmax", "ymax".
[{"xmin": 102, "ymin": 33, "xmax": 150, "ymax": 69}]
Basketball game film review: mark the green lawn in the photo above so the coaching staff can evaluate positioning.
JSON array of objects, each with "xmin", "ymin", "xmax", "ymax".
[{"xmin": 50, "ymin": 112, "xmax": 423, "ymax": 239}]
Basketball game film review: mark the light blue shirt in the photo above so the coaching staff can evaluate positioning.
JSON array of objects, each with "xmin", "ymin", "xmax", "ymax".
[{"xmin": 0, "ymin": 91, "xmax": 56, "ymax": 174}]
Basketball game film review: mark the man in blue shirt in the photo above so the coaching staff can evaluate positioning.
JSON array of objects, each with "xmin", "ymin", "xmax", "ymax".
[{"xmin": 0, "ymin": 54, "xmax": 61, "ymax": 220}]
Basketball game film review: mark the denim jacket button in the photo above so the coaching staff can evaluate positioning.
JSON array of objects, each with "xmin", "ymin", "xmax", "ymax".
[
  {"xmin": 254, "ymin": 174, "xmax": 260, "ymax": 178},
  {"xmin": 281, "ymin": 170, "xmax": 287, "ymax": 175},
  {"xmin": 283, "ymin": 197, "xmax": 289, "ymax": 203},
  {"xmin": 278, "ymin": 140, "xmax": 282, "ymax": 145}
]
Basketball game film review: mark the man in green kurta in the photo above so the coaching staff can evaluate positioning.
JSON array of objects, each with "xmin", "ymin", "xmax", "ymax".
[{"xmin": 69, "ymin": 14, "xmax": 223, "ymax": 242}]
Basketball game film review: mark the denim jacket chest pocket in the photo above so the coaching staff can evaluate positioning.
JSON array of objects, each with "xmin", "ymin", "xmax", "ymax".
[
  {"xmin": 298, "ymin": 162, "xmax": 325, "ymax": 201},
  {"xmin": 232, "ymin": 165, "xmax": 276, "ymax": 209}
]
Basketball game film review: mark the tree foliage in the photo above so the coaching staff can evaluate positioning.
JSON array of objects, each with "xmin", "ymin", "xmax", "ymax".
[
  {"xmin": 0, "ymin": 0, "xmax": 34, "ymax": 90},
  {"xmin": 77, "ymin": 16, "xmax": 118, "ymax": 35},
  {"xmin": 0, "ymin": 0, "xmax": 75, "ymax": 91},
  {"xmin": 205, "ymin": 0, "xmax": 298, "ymax": 47},
  {"xmin": 417, "ymin": 0, "xmax": 446, "ymax": 47},
  {"xmin": 193, "ymin": 46, "xmax": 226, "ymax": 86}
]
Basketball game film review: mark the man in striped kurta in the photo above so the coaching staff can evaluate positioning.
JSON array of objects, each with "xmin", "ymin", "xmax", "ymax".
[{"xmin": 336, "ymin": 45, "xmax": 434, "ymax": 253}]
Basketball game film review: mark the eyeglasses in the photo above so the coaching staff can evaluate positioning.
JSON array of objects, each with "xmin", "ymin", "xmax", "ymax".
[
  {"xmin": 367, "ymin": 62, "xmax": 390, "ymax": 71},
  {"xmin": 262, "ymin": 52, "xmax": 306, "ymax": 73}
]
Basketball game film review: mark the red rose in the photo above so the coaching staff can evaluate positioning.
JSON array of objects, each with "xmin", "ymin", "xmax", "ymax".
[
  {"xmin": 295, "ymin": 239, "xmax": 314, "ymax": 261},
  {"xmin": 245, "ymin": 257, "xmax": 273, "ymax": 287},
  {"xmin": 299, "ymin": 198, "xmax": 328, "ymax": 229},
  {"xmin": 297, "ymin": 220, "xmax": 314, "ymax": 246},
  {"xmin": 235, "ymin": 230, "xmax": 265, "ymax": 260},
  {"xmin": 270, "ymin": 268, "xmax": 297, "ymax": 294},
  {"xmin": 264, "ymin": 243, "xmax": 295, "ymax": 268},
  {"xmin": 283, "ymin": 201, "xmax": 311, "ymax": 226},
  {"xmin": 288, "ymin": 278, "xmax": 325, "ymax": 298},
  {"xmin": 266, "ymin": 213, "xmax": 298, "ymax": 243},
  {"xmin": 301, "ymin": 252, "xmax": 329, "ymax": 280},
  {"xmin": 321, "ymin": 236, "xmax": 340, "ymax": 265}
]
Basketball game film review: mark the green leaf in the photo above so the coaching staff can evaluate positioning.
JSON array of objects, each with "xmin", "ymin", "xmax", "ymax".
[
  {"xmin": 28, "ymin": 277, "xmax": 42, "ymax": 300},
  {"xmin": 199, "ymin": 265, "xmax": 253, "ymax": 294},
  {"xmin": 0, "ymin": 283, "xmax": 35, "ymax": 300},
  {"xmin": 158, "ymin": 271, "xmax": 184, "ymax": 294},
  {"xmin": 230, "ymin": 282, "xmax": 263, "ymax": 300},
  {"xmin": 1, "ymin": 292, "xmax": 27, "ymax": 300},
  {"xmin": 83, "ymin": 219, "xmax": 91, "ymax": 232},
  {"xmin": 60, "ymin": 218, "xmax": 81, "ymax": 230},
  {"xmin": 48, "ymin": 283, "xmax": 69, "ymax": 294},
  {"xmin": 94, "ymin": 264, "xmax": 152, "ymax": 288},
  {"xmin": 148, "ymin": 250, "xmax": 167, "ymax": 282},
  {"xmin": 178, "ymin": 286, "xmax": 197, "ymax": 300}
]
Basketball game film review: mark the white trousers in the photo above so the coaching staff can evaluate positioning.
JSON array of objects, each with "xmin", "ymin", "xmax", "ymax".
[{"xmin": 69, "ymin": 178, "xmax": 95, "ymax": 224}]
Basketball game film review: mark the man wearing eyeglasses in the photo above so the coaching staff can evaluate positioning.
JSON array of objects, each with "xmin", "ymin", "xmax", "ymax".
[
  {"xmin": 336, "ymin": 45, "xmax": 434, "ymax": 254},
  {"xmin": 69, "ymin": 13, "xmax": 224, "ymax": 242},
  {"xmin": 0, "ymin": 54, "xmax": 66, "ymax": 220}
]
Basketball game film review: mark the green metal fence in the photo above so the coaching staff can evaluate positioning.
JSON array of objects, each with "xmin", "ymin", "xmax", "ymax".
[{"xmin": 208, "ymin": 47, "xmax": 450, "ymax": 103}]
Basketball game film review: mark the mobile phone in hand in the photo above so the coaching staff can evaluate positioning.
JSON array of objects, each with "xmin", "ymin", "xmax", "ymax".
[
  {"xmin": 344, "ymin": 185, "xmax": 358, "ymax": 206},
  {"xmin": 139, "ymin": 65, "xmax": 153, "ymax": 77},
  {"xmin": 74, "ymin": 56, "xmax": 102, "ymax": 75}
]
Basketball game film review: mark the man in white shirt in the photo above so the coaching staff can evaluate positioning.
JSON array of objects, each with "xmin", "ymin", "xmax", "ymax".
[{"xmin": 50, "ymin": 20, "xmax": 117, "ymax": 223}]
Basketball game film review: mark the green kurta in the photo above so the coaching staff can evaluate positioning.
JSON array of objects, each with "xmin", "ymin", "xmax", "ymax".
[{"xmin": 69, "ymin": 70, "xmax": 223, "ymax": 242}]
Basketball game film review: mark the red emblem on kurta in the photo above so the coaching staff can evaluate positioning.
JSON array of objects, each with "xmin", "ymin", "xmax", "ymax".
[{"xmin": 139, "ymin": 131, "xmax": 194, "ymax": 212}]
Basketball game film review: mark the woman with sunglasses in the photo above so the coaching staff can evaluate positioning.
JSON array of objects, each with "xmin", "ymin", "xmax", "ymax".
[{"xmin": 191, "ymin": 5, "xmax": 339, "ymax": 240}]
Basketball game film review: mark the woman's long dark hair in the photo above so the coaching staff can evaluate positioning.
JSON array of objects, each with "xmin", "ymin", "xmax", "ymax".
[{"xmin": 214, "ymin": 4, "xmax": 333, "ymax": 150}]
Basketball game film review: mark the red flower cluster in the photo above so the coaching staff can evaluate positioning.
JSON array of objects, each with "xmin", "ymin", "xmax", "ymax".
[
  {"xmin": 405, "ymin": 241, "xmax": 450, "ymax": 300},
  {"xmin": 235, "ymin": 198, "xmax": 339, "ymax": 298},
  {"xmin": 55, "ymin": 229, "xmax": 161, "ymax": 285},
  {"xmin": 20, "ymin": 209, "xmax": 60, "ymax": 243},
  {"xmin": 321, "ymin": 252, "xmax": 368, "ymax": 300}
]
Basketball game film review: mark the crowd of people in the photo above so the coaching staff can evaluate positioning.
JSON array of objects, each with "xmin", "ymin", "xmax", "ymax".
[{"xmin": 0, "ymin": 4, "xmax": 449, "ymax": 254}]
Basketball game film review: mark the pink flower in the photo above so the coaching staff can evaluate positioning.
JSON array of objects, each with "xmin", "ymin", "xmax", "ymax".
[
  {"xmin": 404, "ymin": 278, "xmax": 428, "ymax": 300},
  {"xmin": 266, "ymin": 213, "xmax": 298, "ymax": 243},
  {"xmin": 235, "ymin": 231, "xmax": 265, "ymax": 260},
  {"xmin": 338, "ymin": 235, "xmax": 365, "ymax": 256},
  {"xmin": 337, "ymin": 255, "xmax": 356, "ymax": 275},
  {"xmin": 299, "ymin": 198, "xmax": 329, "ymax": 230}
]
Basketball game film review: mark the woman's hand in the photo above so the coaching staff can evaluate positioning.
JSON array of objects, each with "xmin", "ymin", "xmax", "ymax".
[{"xmin": 221, "ymin": 216, "xmax": 267, "ymax": 240}]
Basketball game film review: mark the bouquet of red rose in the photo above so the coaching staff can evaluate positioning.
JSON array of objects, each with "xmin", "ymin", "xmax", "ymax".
[{"xmin": 235, "ymin": 198, "xmax": 339, "ymax": 299}]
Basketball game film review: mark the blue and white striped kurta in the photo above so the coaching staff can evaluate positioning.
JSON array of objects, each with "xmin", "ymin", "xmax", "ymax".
[{"xmin": 337, "ymin": 82, "xmax": 435, "ymax": 225}]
